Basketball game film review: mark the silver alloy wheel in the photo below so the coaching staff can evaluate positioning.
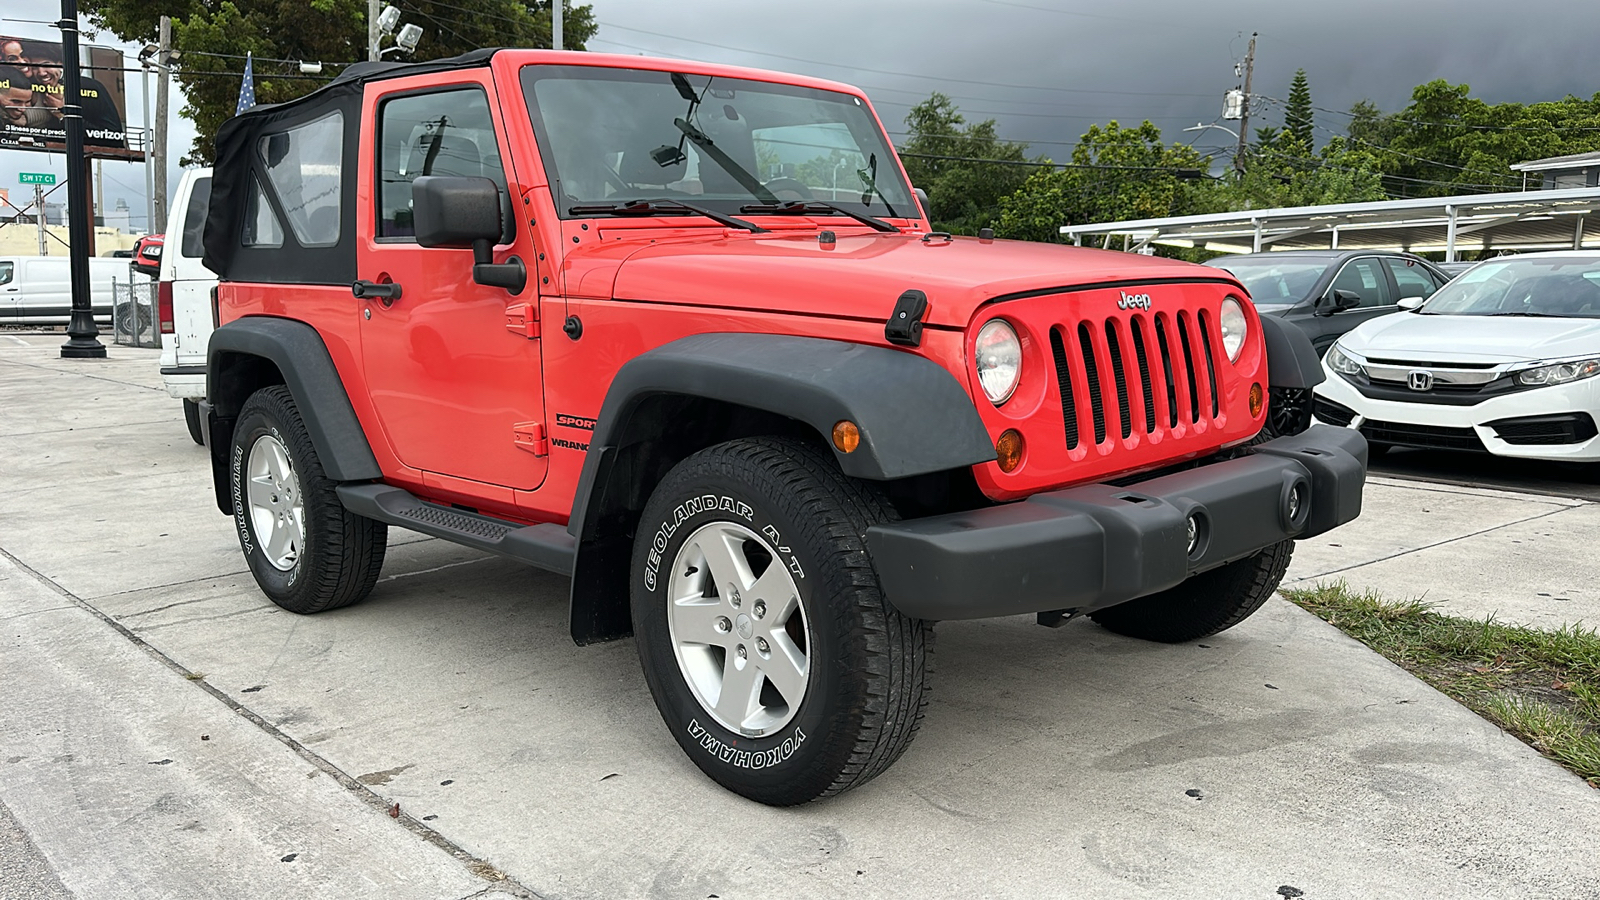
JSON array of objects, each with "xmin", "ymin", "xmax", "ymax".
[
  {"xmin": 246, "ymin": 434, "xmax": 305, "ymax": 572},
  {"xmin": 667, "ymin": 521, "xmax": 810, "ymax": 737}
]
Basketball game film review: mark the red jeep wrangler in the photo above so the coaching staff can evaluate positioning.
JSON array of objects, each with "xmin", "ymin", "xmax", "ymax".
[{"xmin": 198, "ymin": 49, "xmax": 1366, "ymax": 805}]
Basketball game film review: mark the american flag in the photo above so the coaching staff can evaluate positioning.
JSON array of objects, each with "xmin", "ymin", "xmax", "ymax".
[{"xmin": 235, "ymin": 52, "xmax": 256, "ymax": 115}]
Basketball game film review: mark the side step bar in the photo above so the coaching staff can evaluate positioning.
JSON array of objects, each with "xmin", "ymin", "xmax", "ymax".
[{"xmin": 337, "ymin": 484, "xmax": 576, "ymax": 577}]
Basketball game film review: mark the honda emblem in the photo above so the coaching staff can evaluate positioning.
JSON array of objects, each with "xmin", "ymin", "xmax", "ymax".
[{"xmin": 1407, "ymin": 369, "xmax": 1434, "ymax": 391}]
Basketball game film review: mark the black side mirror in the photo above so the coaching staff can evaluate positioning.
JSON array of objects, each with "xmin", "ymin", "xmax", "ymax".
[
  {"xmin": 1316, "ymin": 289, "xmax": 1361, "ymax": 316},
  {"xmin": 913, "ymin": 187, "xmax": 932, "ymax": 221},
  {"xmin": 412, "ymin": 175, "xmax": 525, "ymax": 294}
]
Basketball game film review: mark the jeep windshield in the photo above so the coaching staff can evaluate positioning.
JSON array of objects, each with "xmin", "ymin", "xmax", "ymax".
[
  {"xmin": 1419, "ymin": 256, "xmax": 1600, "ymax": 318},
  {"xmin": 519, "ymin": 65, "xmax": 914, "ymax": 221}
]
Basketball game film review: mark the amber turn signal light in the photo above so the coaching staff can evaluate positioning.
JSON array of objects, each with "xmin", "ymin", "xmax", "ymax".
[
  {"xmin": 995, "ymin": 429, "xmax": 1024, "ymax": 473},
  {"xmin": 832, "ymin": 420, "xmax": 861, "ymax": 453},
  {"xmin": 1249, "ymin": 383, "xmax": 1264, "ymax": 418}
]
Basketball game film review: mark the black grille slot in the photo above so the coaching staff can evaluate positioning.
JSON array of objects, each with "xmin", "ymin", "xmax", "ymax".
[
  {"xmin": 1362, "ymin": 420, "xmax": 1484, "ymax": 452},
  {"xmin": 1175, "ymin": 312, "xmax": 1201, "ymax": 423},
  {"xmin": 1313, "ymin": 397, "xmax": 1356, "ymax": 428},
  {"xmin": 1489, "ymin": 413, "xmax": 1599, "ymax": 445},
  {"xmin": 1196, "ymin": 310, "xmax": 1220, "ymax": 418},
  {"xmin": 1153, "ymin": 314, "xmax": 1178, "ymax": 427},
  {"xmin": 1130, "ymin": 318, "xmax": 1157, "ymax": 434},
  {"xmin": 1078, "ymin": 322, "xmax": 1107, "ymax": 444},
  {"xmin": 1049, "ymin": 326, "xmax": 1080, "ymax": 449},
  {"xmin": 1104, "ymin": 321, "xmax": 1132, "ymax": 439}
]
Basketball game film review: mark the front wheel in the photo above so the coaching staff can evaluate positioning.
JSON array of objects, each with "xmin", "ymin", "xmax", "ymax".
[
  {"xmin": 631, "ymin": 437, "xmax": 932, "ymax": 805},
  {"xmin": 230, "ymin": 385, "xmax": 387, "ymax": 614},
  {"xmin": 1089, "ymin": 540, "xmax": 1294, "ymax": 643}
]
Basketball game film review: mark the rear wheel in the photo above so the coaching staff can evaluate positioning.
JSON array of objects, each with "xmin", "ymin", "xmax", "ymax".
[
  {"xmin": 1089, "ymin": 541, "xmax": 1294, "ymax": 643},
  {"xmin": 230, "ymin": 385, "xmax": 386, "ymax": 614},
  {"xmin": 182, "ymin": 399, "xmax": 205, "ymax": 446},
  {"xmin": 631, "ymin": 437, "xmax": 931, "ymax": 805}
]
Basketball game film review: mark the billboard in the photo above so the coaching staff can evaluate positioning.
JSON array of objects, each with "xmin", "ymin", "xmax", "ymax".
[{"xmin": 0, "ymin": 36, "xmax": 139, "ymax": 160}]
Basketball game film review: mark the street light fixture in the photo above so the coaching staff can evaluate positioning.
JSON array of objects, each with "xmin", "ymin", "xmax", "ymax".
[{"xmin": 1184, "ymin": 122, "xmax": 1240, "ymax": 140}]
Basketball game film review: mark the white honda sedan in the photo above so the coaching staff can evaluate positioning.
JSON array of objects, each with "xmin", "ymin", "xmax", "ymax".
[{"xmin": 1313, "ymin": 251, "xmax": 1600, "ymax": 461}]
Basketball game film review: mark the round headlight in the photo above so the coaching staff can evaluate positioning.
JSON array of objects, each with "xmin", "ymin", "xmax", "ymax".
[
  {"xmin": 1219, "ymin": 297, "xmax": 1248, "ymax": 362},
  {"xmin": 975, "ymin": 319, "xmax": 1022, "ymax": 405}
]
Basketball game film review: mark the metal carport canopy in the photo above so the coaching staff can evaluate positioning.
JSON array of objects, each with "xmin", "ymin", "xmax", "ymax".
[{"xmin": 1059, "ymin": 186, "xmax": 1600, "ymax": 260}]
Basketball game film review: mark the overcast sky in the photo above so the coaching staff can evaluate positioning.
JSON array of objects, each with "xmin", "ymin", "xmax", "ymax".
[{"xmin": 1, "ymin": 0, "xmax": 1595, "ymax": 234}]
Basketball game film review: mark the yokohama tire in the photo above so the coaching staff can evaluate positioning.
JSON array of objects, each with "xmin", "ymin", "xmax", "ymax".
[
  {"xmin": 183, "ymin": 399, "xmax": 205, "ymax": 446},
  {"xmin": 230, "ymin": 385, "xmax": 387, "ymax": 614},
  {"xmin": 631, "ymin": 437, "xmax": 932, "ymax": 805},
  {"xmin": 1089, "ymin": 540, "xmax": 1294, "ymax": 643}
]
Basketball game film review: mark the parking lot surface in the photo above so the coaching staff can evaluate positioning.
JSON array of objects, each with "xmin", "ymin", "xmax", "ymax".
[{"xmin": 3, "ymin": 335, "xmax": 1599, "ymax": 900}]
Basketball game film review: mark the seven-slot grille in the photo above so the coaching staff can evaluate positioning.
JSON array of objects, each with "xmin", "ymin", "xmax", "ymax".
[{"xmin": 1048, "ymin": 310, "xmax": 1222, "ymax": 450}]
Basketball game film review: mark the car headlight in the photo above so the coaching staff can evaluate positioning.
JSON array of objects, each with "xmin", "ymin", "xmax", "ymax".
[
  {"xmin": 975, "ymin": 319, "xmax": 1022, "ymax": 404},
  {"xmin": 1219, "ymin": 296, "xmax": 1248, "ymax": 362},
  {"xmin": 1326, "ymin": 344, "xmax": 1364, "ymax": 377},
  {"xmin": 1515, "ymin": 357, "xmax": 1600, "ymax": 386}
]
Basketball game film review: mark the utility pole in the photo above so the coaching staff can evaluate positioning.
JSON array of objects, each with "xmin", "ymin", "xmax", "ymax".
[
  {"xmin": 153, "ymin": 15, "xmax": 170, "ymax": 234},
  {"xmin": 35, "ymin": 183, "xmax": 46, "ymax": 257},
  {"xmin": 141, "ymin": 63, "xmax": 153, "ymax": 235},
  {"xmin": 368, "ymin": 0, "xmax": 381, "ymax": 61},
  {"xmin": 1234, "ymin": 32, "xmax": 1256, "ymax": 177},
  {"xmin": 59, "ymin": 0, "xmax": 106, "ymax": 358},
  {"xmin": 552, "ymin": 0, "xmax": 563, "ymax": 50}
]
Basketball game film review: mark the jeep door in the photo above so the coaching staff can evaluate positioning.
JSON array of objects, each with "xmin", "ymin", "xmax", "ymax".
[{"xmin": 357, "ymin": 73, "xmax": 548, "ymax": 492}]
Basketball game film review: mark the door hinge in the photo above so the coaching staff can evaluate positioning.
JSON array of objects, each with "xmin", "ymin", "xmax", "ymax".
[
  {"xmin": 505, "ymin": 302, "xmax": 540, "ymax": 339},
  {"xmin": 513, "ymin": 422, "xmax": 549, "ymax": 456}
]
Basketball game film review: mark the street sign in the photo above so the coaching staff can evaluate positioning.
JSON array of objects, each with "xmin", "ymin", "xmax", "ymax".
[{"xmin": 19, "ymin": 173, "xmax": 56, "ymax": 186}]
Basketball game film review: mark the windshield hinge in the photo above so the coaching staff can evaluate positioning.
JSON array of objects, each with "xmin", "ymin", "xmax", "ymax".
[
  {"xmin": 506, "ymin": 302, "xmax": 540, "ymax": 339},
  {"xmin": 513, "ymin": 422, "xmax": 549, "ymax": 456}
]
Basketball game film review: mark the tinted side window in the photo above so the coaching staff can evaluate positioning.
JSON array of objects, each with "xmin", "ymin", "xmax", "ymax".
[
  {"xmin": 0, "ymin": 261, "xmax": 11, "ymax": 285},
  {"xmin": 180, "ymin": 178, "xmax": 212, "ymax": 258},
  {"xmin": 377, "ymin": 88, "xmax": 506, "ymax": 239},
  {"xmin": 1384, "ymin": 257, "xmax": 1440, "ymax": 301},
  {"xmin": 258, "ymin": 111, "xmax": 343, "ymax": 248},
  {"xmin": 1330, "ymin": 258, "xmax": 1392, "ymax": 308}
]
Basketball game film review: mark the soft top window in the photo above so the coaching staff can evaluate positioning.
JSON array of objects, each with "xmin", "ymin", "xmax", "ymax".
[{"xmin": 258, "ymin": 110, "xmax": 343, "ymax": 248}]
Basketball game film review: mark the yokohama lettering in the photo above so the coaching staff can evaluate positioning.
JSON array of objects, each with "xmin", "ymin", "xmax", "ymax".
[
  {"xmin": 643, "ymin": 494, "xmax": 754, "ymax": 590},
  {"xmin": 231, "ymin": 445, "xmax": 253, "ymax": 555},
  {"xmin": 688, "ymin": 719, "xmax": 805, "ymax": 769}
]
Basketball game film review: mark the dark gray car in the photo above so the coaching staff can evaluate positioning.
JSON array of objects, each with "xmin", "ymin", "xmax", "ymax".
[{"xmin": 1205, "ymin": 250, "xmax": 1451, "ymax": 355}]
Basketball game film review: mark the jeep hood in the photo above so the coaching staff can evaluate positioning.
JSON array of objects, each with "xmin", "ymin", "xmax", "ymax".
[
  {"xmin": 1342, "ymin": 312, "xmax": 1600, "ymax": 364},
  {"xmin": 585, "ymin": 230, "xmax": 1232, "ymax": 329}
]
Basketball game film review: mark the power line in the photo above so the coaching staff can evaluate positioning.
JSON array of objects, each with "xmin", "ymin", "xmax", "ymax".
[{"xmin": 896, "ymin": 150, "xmax": 1211, "ymax": 178}]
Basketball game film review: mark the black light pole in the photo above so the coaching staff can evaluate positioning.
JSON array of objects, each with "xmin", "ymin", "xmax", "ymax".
[{"xmin": 58, "ymin": 0, "xmax": 106, "ymax": 359}]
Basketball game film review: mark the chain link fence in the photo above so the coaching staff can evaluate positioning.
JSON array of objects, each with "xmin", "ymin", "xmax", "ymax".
[{"xmin": 112, "ymin": 277, "xmax": 159, "ymax": 348}]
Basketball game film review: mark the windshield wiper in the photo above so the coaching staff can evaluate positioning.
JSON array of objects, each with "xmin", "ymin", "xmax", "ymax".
[
  {"xmin": 673, "ymin": 118, "xmax": 779, "ymax": 205},
  {"xmin": 856, "ymin": 152, "xmax": 900, "ymax": 218},
  {"xmin": 567, "ymin": 198, "xmax": 768, "ymax": 233},
  {"xmin": 738, "ymin": 200, "xmax": 901, "ymax": 233}
]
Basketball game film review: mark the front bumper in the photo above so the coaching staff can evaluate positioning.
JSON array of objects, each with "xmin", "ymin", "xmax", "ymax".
[
  {"xmin": 865, "ymin": 425, "xmax": 1367, "ymax": 621},
  {"xmin": 1314, "ymin": 370, "xmax": 1600, "ymax": 461}
]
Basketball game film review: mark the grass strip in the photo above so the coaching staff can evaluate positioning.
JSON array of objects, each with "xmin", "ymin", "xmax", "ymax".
[{"xmin": 1283, "ymin": 581, "xmax": 1600, "ymax": 788}]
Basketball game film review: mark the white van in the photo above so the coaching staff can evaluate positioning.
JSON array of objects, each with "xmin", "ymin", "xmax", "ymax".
[
  {"xmin": 157, "ymin": 168, "xmax": 218, "ymax": 444},
  {"xmin": 0, "ymin": 255, "xmax": 131, "ymax": 326}
]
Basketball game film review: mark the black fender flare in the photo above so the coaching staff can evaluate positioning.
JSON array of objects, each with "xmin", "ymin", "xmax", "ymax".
[
  {"xmin": 1259, "ymin": 315, "xmax": 1326, "ymax": 390},
  {"xmin": 564, "ymin": 333, "xmax": 995, "ymax": 644},
  {"xmin": 207, "ymin": 317, "xmax": 381, "ymax": 499}
]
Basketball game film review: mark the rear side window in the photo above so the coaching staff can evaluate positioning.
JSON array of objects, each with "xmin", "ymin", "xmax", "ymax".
[
  {"xmin": 258, "ymin": 111, "xmax": 343, "ymax": 247},
  {"xmin": 1384, "ymin": 257, "xmax": 1440, "ymax": 301},
  {"xmin": 376, "ymin": 87, "xmax": 506, "ymax": 239},
  {"xmin": 0, "ymin": 261, "xmax": 11, "ymax": 285},
  {"xmin": 242, "ymin": 177, "xmax": 284, "ymax": 248},
  {"xmin": 180, "ymin": 178, "xmax": 212, "ymax": 259}
]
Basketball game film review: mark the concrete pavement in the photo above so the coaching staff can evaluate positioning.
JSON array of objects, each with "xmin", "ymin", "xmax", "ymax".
[{"xmin": 2, "ymin": 334, "xmax": 1598, "ymax": 900}]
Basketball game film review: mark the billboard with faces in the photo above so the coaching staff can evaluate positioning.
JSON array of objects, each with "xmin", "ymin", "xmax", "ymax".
[{"xmin": 0, "ymin": 36, "xmax": 139, "ymax": 159}]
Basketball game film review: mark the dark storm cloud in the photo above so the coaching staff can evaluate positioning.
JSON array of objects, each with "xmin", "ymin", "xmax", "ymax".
[{"xmin": 585, "ymin": 0, "xmax": 1599, "ymax": 160}]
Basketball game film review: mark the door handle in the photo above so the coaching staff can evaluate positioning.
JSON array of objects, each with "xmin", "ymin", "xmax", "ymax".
[{"xmin": 352, "ymin": 280, "xmax": 402, "ymax": 302}]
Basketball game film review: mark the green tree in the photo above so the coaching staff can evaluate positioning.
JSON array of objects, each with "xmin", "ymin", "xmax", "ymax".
[
  {"xmin": 1284, "ymin": 68, "xmax": 1313, "ymax": 148},
  {"xmin": 898, "ymin": 93, "xmax": 1036, "ymax": 234},
  {"xmin": 83, "ymin": 0, "xmax": 596, "ymax": 163},
  {"xmin": 993, "ymin": 120, "xmax": 1207, "ymax": 243}
]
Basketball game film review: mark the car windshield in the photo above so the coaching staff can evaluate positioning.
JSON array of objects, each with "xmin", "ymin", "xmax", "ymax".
[
  {"xmin": 520, "ymin": 65, "xmax": 913, "ymax": 219},
  {"xmin": 1206, "ymin": 258, "xmax": 1328, "ymax": 304},
  {"xmin": 1420, "ymin": 256, "xmax": 1600, "ymax": 317}
]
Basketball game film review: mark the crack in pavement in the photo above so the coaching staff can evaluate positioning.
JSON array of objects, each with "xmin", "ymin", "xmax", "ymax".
[
  {"xmin": 0, "ymin": 543, "xmax": 543, "ymax": 899},
  {"xmin": 1285, "ymin": 503, "xmax": 1581, "ymax": 585}
]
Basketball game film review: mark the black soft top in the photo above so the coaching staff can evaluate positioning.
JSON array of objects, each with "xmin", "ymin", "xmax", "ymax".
[{"xmin": 202, "ymin": 48, "xmax": 500, "ymax": 283}]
